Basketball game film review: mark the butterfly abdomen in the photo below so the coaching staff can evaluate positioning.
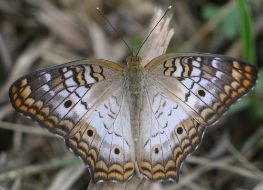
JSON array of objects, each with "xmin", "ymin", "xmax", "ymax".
[{"xmin": 126, "ymin": 56, "xmax": 145, "ymax": 140}]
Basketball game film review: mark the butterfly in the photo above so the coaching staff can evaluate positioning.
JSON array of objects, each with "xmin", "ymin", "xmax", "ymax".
[{"xmin": 9, "ymin": 51, "xmax": 257, "ymax": 183}]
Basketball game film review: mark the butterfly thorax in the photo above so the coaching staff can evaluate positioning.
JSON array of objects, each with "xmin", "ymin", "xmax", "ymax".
[
  {"xmin": 126, "ymin": 55, "xmax": 144, "ymax": 141},
  {"xmin": 126, "ymin": 55, "xmax": 143, "ymax": 92}
]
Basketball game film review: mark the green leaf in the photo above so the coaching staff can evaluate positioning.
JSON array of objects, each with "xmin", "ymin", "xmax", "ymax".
[
  {"xmin": 129, "ymin": 36, "xmax": 142, "ymax": 53},
  {"xmin": 202, "ymin": 4, "xmax": 239, "ymax": 38},
  {"xmin": 236, "ymin": 0, "xmax": 259, "ymax": 120},
  {"xmin": 236, "ymin": 0, "xmax": 256, "ymax": 64},
  {"xmin": 221, "ymin": 8, "xmax": 239, "ymax": 38},
  {"xmin": 229, "ymin": 96, "xmax": 250, "ymax": 114},
  {"xmin": 202, "ymin": 4, "xmax": 219, "ymax": 19}
]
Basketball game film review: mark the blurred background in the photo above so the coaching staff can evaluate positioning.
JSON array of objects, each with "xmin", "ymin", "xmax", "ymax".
[{"xmin": 0, "ymin": 0, "xmax": 262, "ymax": 190}]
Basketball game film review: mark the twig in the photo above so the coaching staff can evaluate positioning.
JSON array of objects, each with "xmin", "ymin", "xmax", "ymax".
[
  {"xmin": 186, "ymin": 156, "xmax": 263, "ymax": 180},
  {"xmin": 225, "ymin": 140, "xmax": 263, "ymax": 175},
  {"xmin": 0, "ymin": 105, "xmax": 13, "ymax": 120},
  {"xmin": 0, "ymin": 121, "xmax": 54, "ymax": 137},
  {"xmin": 168, "ymin": 156, "xmax": 263, "ymax": 189},
  {"xmin": 0, "ymin": 38, "xmax": 52, "ymax": 103},
  {"xmin": 27, "ymin": 0, "xmax": 89, "ymax": 51},
  {"xmin": 139, "ymin": 8, "xmax": 174, "ymax": 66},
  {"xmin": 47, "ymin": 165, "xmax": 86, "ymax": 190},
  {"xmin": 241, "ymin": 125, "xmax": 263, "ymax": 158},
  {"xmin": 0, "ymin": 156, "xmax": 81, "ymax": 181},
  {"xmin": 0, "ymin": 33, "xmax": 12, "ymax": 72}
]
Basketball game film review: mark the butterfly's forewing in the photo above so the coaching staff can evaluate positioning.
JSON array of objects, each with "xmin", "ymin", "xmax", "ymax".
[
  {"xmin": 145, "ymin": 53, "xmax": 257, "ymax": 125},
  {"xmin": 137, "ymin": 53, "xmax": 257, "ymax": 181},
  {"xmin": 9, "ymin": 59, "xmax": 135, "ymax": 182}
]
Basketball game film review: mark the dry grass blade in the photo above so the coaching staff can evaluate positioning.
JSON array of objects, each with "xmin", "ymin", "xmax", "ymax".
[
  {"xmin": 0, "ymin": 121, "xmax": 53, "ymax": 137},
  {"xmin": 254, "ymin": 182, "xmax": 263, "ymax": 190},
  {"xmin": 84, "ymin": 18, "xmax": 126, "ymax": 61},
  {"xmin": 242, "ymin": 125, "xmax": 263, "ymax": 156},
  {"xmin": 168, "ymin": 156, "xmax": 263, "ymax": 189},
  {"xmin": 139, "ymin": 8, "xmax": 174, "ymax": 66},
  {"xmin": 0, "ymin": 105, "xmax": 13, "ymax": 120},
  {"xmin": 186, "ymin": 156, "xmax": 263, "ymax": 180},
  {"xmin": 0, "ymin": 33, "xmax": 12, "ymax": 71},
  {"xmin": 226, "ymin": 140, "xmax": 263, "ymax": 175},
  {"xmin": 0, "ymin": 156, "xmax": 80, "ymax": 181},
  {"xmin": 26, "ymin": 0, "xmax": 89, "ymax": 51},
  {"xmin": 48, "ymin": 165, "xmax": 86, "ymax": 190},
  {"xmin": 0, "ymin": 39, "xmax": 52, "ymax": 103}
]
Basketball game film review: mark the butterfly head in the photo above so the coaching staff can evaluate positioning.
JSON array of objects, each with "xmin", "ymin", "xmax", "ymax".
[{"xmin": 126, "ymin": 53, "xmax": 142, "ymax": 66}]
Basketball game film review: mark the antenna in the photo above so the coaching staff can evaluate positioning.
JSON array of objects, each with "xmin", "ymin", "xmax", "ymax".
[
  {"xmin": 96, "ymin": 8, "xmax": 133, "ymax": 54},
  {"xmin": 136, "ymin": 5, "xmax": 172, "ymax": 56}
]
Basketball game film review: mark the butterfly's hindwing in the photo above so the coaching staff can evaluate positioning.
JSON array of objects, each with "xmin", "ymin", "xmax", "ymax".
[
  {"xmin": 9, "ymin": 60, "xmax": 135, "ymax": 182},
  {"xmin": 65, "ymin": 82, "xmax": 135, "ymax": 182},
  {"xmin": 137, "ymin": 81, "xmax": 205, "ymax": 181}
]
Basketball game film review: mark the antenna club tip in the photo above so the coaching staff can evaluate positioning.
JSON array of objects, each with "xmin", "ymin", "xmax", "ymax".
[
  {"xmin": 168, "ymin": 5, "xmax": 172, "ymax": 9},
  {"xmin": 96, "ymin": 7, "xmax": 101, "ymax": 11}
]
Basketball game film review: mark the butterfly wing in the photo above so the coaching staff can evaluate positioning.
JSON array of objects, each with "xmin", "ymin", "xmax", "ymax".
[
  {"xmin": 9, "ymin": 59, "xmax": 135, "ymax": 182},
  {"xmin": 137, "ymin": 83, "xmax": 204, "ymax": 181},
  {"xmin": 145, "ymin": 53, "xmax": 257, "ymax": 125},
  {"xmin": 137, "ymin": 53, "xmax": 257, "ymax": 181}
]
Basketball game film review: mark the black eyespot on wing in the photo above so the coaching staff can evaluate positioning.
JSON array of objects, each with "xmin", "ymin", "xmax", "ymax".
[
  {"xmin": 177, "ymin": 127, "xmax": 183, "ymax": 135},
  {"xmin": 64, "ymin": 100, "xmax": 73, "ymax": 108},
  {"xmin": 198, "ymin": 90, "xmax": 206, "ymax": 97}
]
